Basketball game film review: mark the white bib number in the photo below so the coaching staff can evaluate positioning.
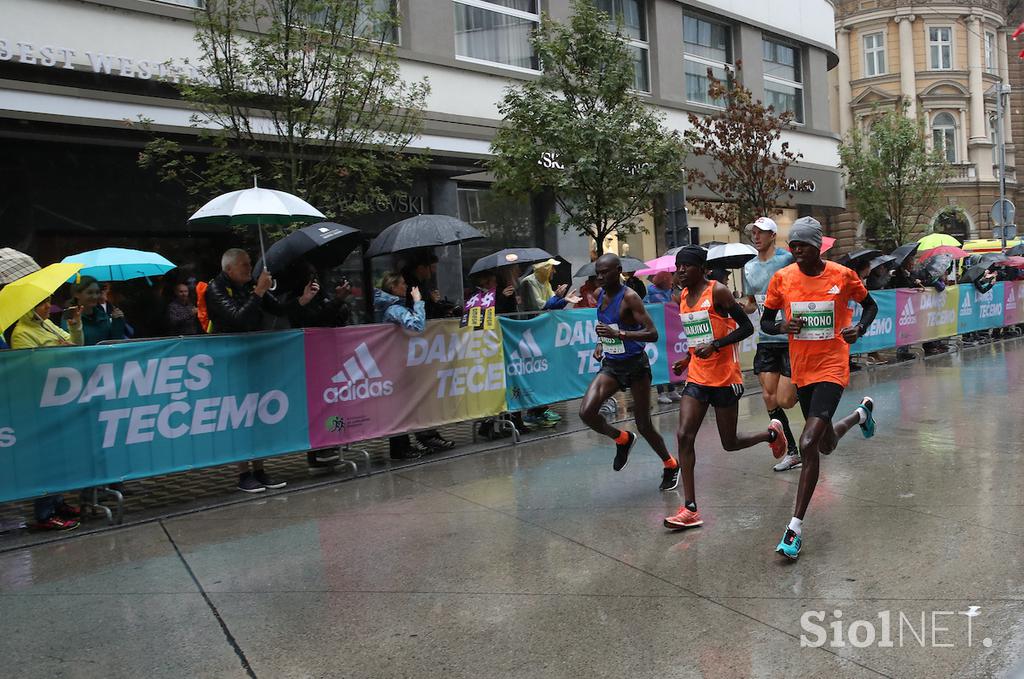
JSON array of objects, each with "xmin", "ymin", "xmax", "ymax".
[
  {"xmin": 791, "ymin": 301, "xmax": 835, "ymax": 340},
  {"xmin": 754, "ymin": 294, "xmax": 767, "ymax": 315},
  {"xmin": 601, "ymin": 323, "xmax": 625, "ymax": 354},
  {"xmin": 680, "ymin": 310, "xmax": 714, "ymax": 348}
]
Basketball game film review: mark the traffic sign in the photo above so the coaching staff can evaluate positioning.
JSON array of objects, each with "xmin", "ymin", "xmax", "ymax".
[
  {"xmin": 994, "ymin": 225, "xmax": 1017, "ymax": 240},
  {"xmin": 991, "ymin": 198, "xmax": 1016, "ymax": 226}
]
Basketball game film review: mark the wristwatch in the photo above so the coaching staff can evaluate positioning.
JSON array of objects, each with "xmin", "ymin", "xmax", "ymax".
[
  {"xmin": 856, "ymin": 323, "xmax": 866, "ymax": 337},
  {"xmin": 711, "ymin": 339, "xmax": 722, "ymax": 352}
]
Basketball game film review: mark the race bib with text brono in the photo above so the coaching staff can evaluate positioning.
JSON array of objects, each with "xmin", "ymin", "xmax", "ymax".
[
  {"xmin": 601, "ymin": 323, "xmax": 625, "ymax": 354},
  {"xmin": 791, "ymin": 301, "xmax": 835, "ymax": 340},
  {"xmin": 681, "ymin": 310, "xmax": 715, "ymax": 347}
]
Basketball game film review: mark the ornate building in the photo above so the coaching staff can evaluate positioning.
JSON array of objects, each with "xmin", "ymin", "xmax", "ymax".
[{"xmin": 829, "ymin": 0, "xmax": 1017, "ymax": 248}]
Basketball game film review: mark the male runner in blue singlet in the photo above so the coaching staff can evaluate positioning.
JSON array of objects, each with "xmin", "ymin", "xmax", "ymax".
[{"xmin": 579, "ymin": 254, "xmax": 679, "ymax": 491}]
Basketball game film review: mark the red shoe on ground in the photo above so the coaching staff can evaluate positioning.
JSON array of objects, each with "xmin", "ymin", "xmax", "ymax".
[
  {"xmin": 30, "ymin": 516, "xmax": 80, "ymax": 532},
  {"xmin": 664, "ymin": 506, "xmax": 703, "ymax": 530}
]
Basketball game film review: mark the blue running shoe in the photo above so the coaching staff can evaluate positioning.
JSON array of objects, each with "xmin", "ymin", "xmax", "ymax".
[
  {"xmin": 776, "ymin": 528, "xmax": 802, "ymax": 559},
  {"xmin": 856, "ymin": 397, "xmax": 875, "ymax": 439}
]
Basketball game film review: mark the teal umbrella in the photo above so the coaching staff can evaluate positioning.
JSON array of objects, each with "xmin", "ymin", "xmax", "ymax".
[{"xmin": 61, "ymin": 247, "xmax": 176, "ymax": 282}]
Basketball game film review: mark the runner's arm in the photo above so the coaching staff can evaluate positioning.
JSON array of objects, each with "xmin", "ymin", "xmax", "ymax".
[
  {"xmin": 621, "ymin": 289, "xmax": 659, "ymax": 343},
  {"xmin": 712, "ymin": 283, "xmax": 753, "ymax": 349},
  {"xmin": 843, "ymin": 292, "xmax": 877, "ymax": 343},
  {"xmin": 760, "ymin": 307, "xmax": 785, "ymax": 335}
]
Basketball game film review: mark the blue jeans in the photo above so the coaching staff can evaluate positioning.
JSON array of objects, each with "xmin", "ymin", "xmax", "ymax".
[{"xmin": 34, "ymin": 495, "xmax": 63, "ymax": 522}]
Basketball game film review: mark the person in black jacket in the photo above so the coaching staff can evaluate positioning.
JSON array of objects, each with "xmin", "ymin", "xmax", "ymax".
[{"xmin": 206, "ymin": 248, "xmax": 318, "ymax": 493}]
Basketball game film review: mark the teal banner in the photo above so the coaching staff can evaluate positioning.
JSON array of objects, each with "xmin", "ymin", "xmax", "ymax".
[
  {"xmin": 501, "ymin": 306, "xmax": 669, "ymax": 410},
  {"xmin": 0, "ymin": 332, "xmax": 310, "ymax": 503},
  {"xmin": 850, "ymin": 289, "xmax": 898, "ymax": 353},
  {"xmin": 958, "ymin": 283, "xmax": 1005, "ymax": 334}
]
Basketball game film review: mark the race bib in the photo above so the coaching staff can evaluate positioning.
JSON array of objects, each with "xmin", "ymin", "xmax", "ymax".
[
  {"xmin": 791, "ymin": 301, "xmax": 835, "ymax": 340},
  {"xmin": 680, "ymin": 310, "xmax": 714, "ymax": 347},
  {"xmin": 754, "ymin": 294, "xmax": 766, "ymax": 315},
  {"xmin": 601, "ymin": 323, "xmax": 625, "ymax": 354}
]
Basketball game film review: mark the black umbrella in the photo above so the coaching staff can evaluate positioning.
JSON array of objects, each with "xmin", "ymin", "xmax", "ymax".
[
  {"xmin": 365, "ymin": 214, "xmax": 484, "ymax": 258},
  {"xmin": 890, "ymin": 242, "xmax": 920, "ymax": 266},
  {"xmin": 1007, "ymin": 244, "xmax": 1024, "ymax": 257},
  {"xmin": 706, "ymin": 243, "xmax": 758, "ymax": 269},
  {"xmin": 962, "ymin": 263, "xmax": 993, "ymax": 284},
  {"xmin": 921, "ymin": 254, "xmax": 954, "ymax": 279},
  {"xmin": 253, "ymin": 222, "xmax": 361, "ymax": 277},
  {"xmin": 868, "ymin": 254, "xmax": 896, "ymax": 271},
  {"xmin": 574, "ymin": 257, "xmax": 646, "ymax": 278},
  {"xmin": 469, "ymin": 248, "xmax": 553, "ymax": 275},
  {"xmin": 847, "ymin": 248, "xmax": 882, "ymax": 267},
  {"xmin": 978, "ymin": 252, "xmax": 1008, "ymax": 265}
]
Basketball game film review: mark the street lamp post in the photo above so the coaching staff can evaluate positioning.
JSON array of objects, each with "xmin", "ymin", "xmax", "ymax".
[{"xmin": 991, "ymin": 82, "xmax": 1012, "ymax": 251}]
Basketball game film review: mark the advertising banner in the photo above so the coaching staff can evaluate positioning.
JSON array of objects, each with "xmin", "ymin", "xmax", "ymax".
[
  {"xmin": 850, "ymin": 289, "xmax": 898, "ymax": 353},
  {"xmin": 958, "ymin": 283, "xmax": 1005, "ymax": 334},
  {"xmin": 0, "ymin": 332, "xmax": 310, "ymax": 503},
  {"xmin": 662, "ymin": 304, "xmax": 689, "ymax": 384},
  {"xmin": 305, "ymin": 320, "xmax": 506, "ymax": 447},
  {"xmin": 1004, "ymin": 281, "xmax": 1024, "ymax": 326},
  {"xmin": 501, "ymin": 305, "xmax": 670, "ymax": 410},
  {"xmin": 896, "ymin": 287, "xmax": 958, "ymax": 345}
]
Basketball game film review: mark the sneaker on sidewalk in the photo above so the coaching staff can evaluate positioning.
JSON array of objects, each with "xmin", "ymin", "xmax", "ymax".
[
  {"xmin": 667, "ymin": 391, "xmax": 681, "ymax": 402},
  {"xmin": 541, "ymin": 410, "xmax": 562, "ymax": 423},
  {"xmin": 656, "ymin": 394, "xmax": 673, "ymax": 405},
  {"xmin": 772, "ymin": 454, "xmax": 802, "ymax": 472},
  {"xmin": 768, "ymin": 419, "xmax": 788, "ymax": 459},
  {"xmin": 659, "ymin": 465, "xmax": 680, "ymax": 491},
  {"xmin": 238, "ymin": 472, "xmax": 266, "ymax": 493},
  {"xmin": 775, "ymin": 528, "xmax": 802, "ymax": 559},
  {"xmin": 314, "ymin": 449, "xmax": 341, "ymax": 464},
  {"xmin": 856, "ymin": 397, "xmax": 876, "ymax": 439},
  {"xmin": 613, "ymin": 431, "xmax": 636, "ymax": 471},
  {"xmin": 664, "ymin": 506, "xmax": 703, "ymax": 530},
  {"xmin": 30, "ymin": 516, "xmax": 80, "ymax": 532},
  {"xmin": 254, "ymin": 471, "xmax": 286, "ymax": 489}
]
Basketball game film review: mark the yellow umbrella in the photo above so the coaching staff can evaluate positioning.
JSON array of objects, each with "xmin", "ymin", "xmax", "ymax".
[
  {"xmin": 918, "ymin": 233, "xmax": 962, "ymax": 249},
  {"xmin": 0, "ymin": 262, "xmax": 84, "ymax": 332}
]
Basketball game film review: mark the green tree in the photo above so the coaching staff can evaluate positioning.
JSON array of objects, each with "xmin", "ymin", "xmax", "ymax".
[
  {"xmin": 488, "ymin": 0, "xmax": 686, "ymax": 256},
  {"xmin": 684, "ymin": 69, "xmax": 802, "ymax": 235},
  {"xmin": 138, "ymin": 0, "xmax": 429, "ymax": 224},
  {"xmin": 838, "ymin": 104, "xmax": 951, "ymax": 250}
]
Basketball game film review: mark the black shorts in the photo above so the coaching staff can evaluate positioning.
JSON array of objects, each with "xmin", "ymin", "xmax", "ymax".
[
  {"xmin": 681, "ymin": 381, "xmax": 745, "ymax": 408},
  {"xmin": 753, "ymin": 343, "xmax": 791, "ymax": 377},
  {"xmin": 599, "ymin": 352, "xmax": 652, "ymax": 391},
  {"xmin": 796, "ymin": 382, "xmax": 845, "ymax": 421}
]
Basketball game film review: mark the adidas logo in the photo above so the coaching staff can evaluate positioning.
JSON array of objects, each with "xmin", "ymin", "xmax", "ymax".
[
  {"xmin": 323, "ymin": 343, "xmax": 393, "ymax": 403},
  {"xmin": 508, "ymin": 330, "xmax": 549, "ymax": 376},
  {"xmin": 700, "ymin": 299, "xmax": 711, "ymax": 308},
  {"xmin": 898, "ymin": 298, "xmax": 917, "ymax": 327},
  {"xmin": 827, "ymin": 285, "xmax": 841, "ymax": 295},
  {"xmin": 961, "ymin": 295, "xmax": 973, "ymax": 313}
]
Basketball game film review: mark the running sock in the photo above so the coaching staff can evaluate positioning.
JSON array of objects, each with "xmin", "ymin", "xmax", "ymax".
[
  {"xmin": 856, "ymin": 407, "xmax": 868, "ymax": 424},
  {"xmin": 685, "ymin": 500, "xmax": 697, "ymax": 512},
  {"xmin": 663, "ymin": 457, "xmax": 678, "ymax": 469},
  {"xmin": 769, "ymin": 407, "xmax": 798, "ymax": 451},
  {"xmin": 613, "ymin": 430, "xmax": 631, "ymax": 445},
  {"xmin": 788, "ymin": 517, "xmax": 803, "ymax": 535}
]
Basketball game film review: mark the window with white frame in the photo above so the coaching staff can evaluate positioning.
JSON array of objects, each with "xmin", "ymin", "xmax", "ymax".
[
  {"xmin": 763, "ymin": 37, "xmax": 803, "ymax": 123},
  {"xmin": 928, "ymin": 26, "xmax": 953, "ymax": 70},
  {"xmin": 159, "ymin": 0, "xmax": 205, "ymax": 6},
  {"xmin": 306, "ymin": 0, "xmax": 399, "ymax": 43},
  {"xmin": 454, "ymin": 0, "xmax": 539, "ymax": 72},
  {"xmin": 683, "ymin": 13, "xmax": 732, "ymax": 107},
  {"xmin": 931, "ymin": 112, "xmax": 957, "ymax": 162},
  {"xmin": 863, "ymin": 31, "xmax": 886, "ymax": 77},
  {"xmin": 985, "ymin": 31, "xmax": 997, "ymax": 74},
  {"xmin": 594, "ymin": 0, "xmax": 650, "ymax": 92}
]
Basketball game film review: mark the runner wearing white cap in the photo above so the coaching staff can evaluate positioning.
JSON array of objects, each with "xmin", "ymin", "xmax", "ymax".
[{"xmin": 741, "ymin": 216, "xmax": 801, "ymax": 471}]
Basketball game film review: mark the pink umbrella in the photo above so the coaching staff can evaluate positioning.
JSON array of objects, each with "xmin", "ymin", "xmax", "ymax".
[
  {"xmin": 916, "ymin": 245, "xmax": 971, "ymax": 262},
  {"xmin": 634, "ymin": 254, "xmax": 678, "ymax": 276},
  {"xmin": 785, "ymin": 236, "xmax": 836, "ymax": 254}
]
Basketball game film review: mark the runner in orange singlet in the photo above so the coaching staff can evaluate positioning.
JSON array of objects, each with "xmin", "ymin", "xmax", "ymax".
[
  {"xmin": 664, "ymin": 246, "xmax": 789, "ymax": 531},
  {"xmin": 760, "ymin": 218, "xmax": 879, "ymax": 559}
]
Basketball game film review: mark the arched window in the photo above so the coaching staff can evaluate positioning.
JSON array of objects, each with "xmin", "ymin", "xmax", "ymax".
[{"xmin": 931, "ymin": 112, "xmax": 957, "ymax": 163}]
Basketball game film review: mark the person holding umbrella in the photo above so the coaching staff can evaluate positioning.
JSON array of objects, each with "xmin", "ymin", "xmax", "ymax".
[
  {"xmin": 206, "ymin": 247, "xmax": 319, "ymax": 493},
  {"xmin": 6, "ymin": 264, "xmax": 86, "ymax": 531},
  {"xmin": 62, "ymin": 276, "xmax": 128, "ymax": 345},
  {"xmin": 740, "ymin": 217, "xmax": 802, "ymax": 471}
]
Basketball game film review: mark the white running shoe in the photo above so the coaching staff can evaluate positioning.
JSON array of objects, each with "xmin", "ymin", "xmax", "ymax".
[
  {"xmin": 773, "ymin": 454, "xmax": 802, "ymax": 472},
  {"xmin": 657, "ymin": 394, "xmax": 673, "ymax": 405}
]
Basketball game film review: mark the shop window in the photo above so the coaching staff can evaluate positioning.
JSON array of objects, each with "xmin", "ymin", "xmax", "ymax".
[{"xmin": 454, "ymin": 0, "xmax": 540, "ymax": 72}]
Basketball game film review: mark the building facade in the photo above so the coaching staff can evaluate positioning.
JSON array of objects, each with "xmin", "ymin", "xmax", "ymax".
[
  {"xmin": 830, "ymin": 0, "xmax": 1018, "ymax": 248},
  {"xmin": 3, "ymin": 0, "xmax": 842, "ymax": 298}
]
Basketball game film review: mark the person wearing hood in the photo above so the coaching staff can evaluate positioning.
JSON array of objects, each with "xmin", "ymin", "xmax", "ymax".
[
  {"xmin": 520, "ymin": 259, "xmax": 577, "ymax": 312},
  {"xmin": 10, "ymin": 296, "xmax": 84, "ymax": 531},
  {"xmin": 376, "ymin": 272, "xmax": 455, "ymax": 456}
]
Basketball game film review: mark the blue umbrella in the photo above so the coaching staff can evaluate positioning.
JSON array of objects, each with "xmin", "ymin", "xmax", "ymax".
[{"xmin": 61, "ymin": 247, "xmax": 177, "ymax": 282}]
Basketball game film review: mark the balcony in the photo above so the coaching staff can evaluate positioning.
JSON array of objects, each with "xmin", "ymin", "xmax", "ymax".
[
  {"xmin": 994, "ymin": 165, "xmax": 1017, "ymax": 183},
  {"xmin": 943, "ymin": 163, "xmax": 976, "ymax": 182}
]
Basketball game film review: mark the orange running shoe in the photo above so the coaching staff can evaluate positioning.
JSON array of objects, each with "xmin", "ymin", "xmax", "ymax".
[
  {"xmin": 768, "ymin": 419, "xmax": 788, "ymax": 459},
  {"xmin": 664, "ymin": 506, "xmax": 703, "ymax": 530}
]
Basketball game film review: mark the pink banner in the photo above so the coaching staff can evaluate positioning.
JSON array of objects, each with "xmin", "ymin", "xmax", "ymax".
[
  {"xmin": 1004, "ymin": 281, "xmax": 1024, "ymax": 326},
  {"xmin": 896, "ymin": 288, "xmax": 958, "ymax": 345},
  {"xmin": 662, "ymin": 306, "xmax": 689, "ymax": 383},
  {"xmin": 304, "ymin": 321, "xmax": 506, "ymax": 447}
]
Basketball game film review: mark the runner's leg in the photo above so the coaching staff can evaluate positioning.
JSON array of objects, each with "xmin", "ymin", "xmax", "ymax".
[
  {"xmin": 630, "ymin": 373, "xmax": 672, "ymax": 462},
  {"xmin": 676, "ymin": 394, "xmax": 710, "ymax": 505},
  {"xmin": 714, "ymin": 400, "xmax": 771, "ymax": 451},
  {"xmin": 580, "ymin": 373, "xmax": 623, "ymax": 439}
]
